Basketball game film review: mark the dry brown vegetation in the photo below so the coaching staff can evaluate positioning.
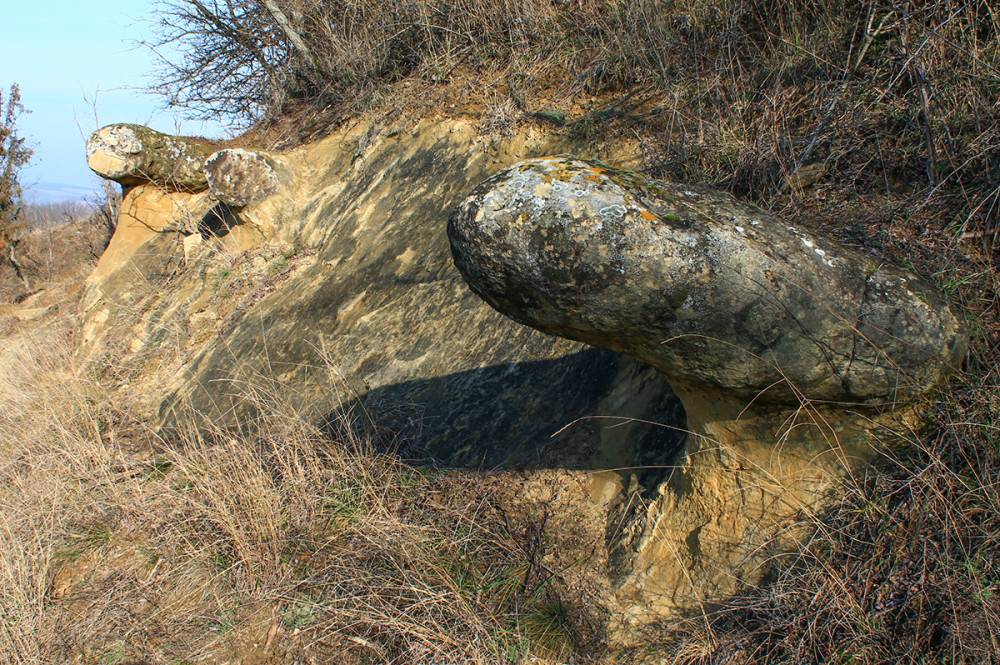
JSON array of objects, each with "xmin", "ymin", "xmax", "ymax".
[
  {"xmin": 0, "ymin": 211, "xmax": 111, "ymax": 307},
  {"xmin": 152, "ymin": 0, "xmax": 998, "ymax": 246},
  {"xmin": 2, "ymin": 197, "xmax": 996, "ymax": 665},
  {"xmin": 0, "ymin": 317, "xmax": 600, "ymax": 665},
  {"xmin": 0, "ymin": 224, "xmax": 603, "ymax": 664}
]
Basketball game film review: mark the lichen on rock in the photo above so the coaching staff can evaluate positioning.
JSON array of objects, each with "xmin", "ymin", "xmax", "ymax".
[
  {"xmin": 449, "ymin": 155, "xmax": 968, "ymax": 621},
  {"xmin": 204, "ymin": 148, "xmax": 285, "ymax": 207},
  {"xmin": 87, "ymin": 123, "xmax": 215, "ymax": 190},
  {"xmin": 449, "ymin": 155, "xmax": 966, "ymax": 405}
]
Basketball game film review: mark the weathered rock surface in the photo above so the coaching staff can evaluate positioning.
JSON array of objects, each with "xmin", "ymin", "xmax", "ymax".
[
  {"xmin": 79, "ymin": 186, "xmax": 214, "ymax": 349},
  {"xmin": 81, "ymin": 120, "xmax": 967, "ymax": 637},
  {"xmin": 204, "ymin": 148, "xmax": 287, "ymax": 206},
  {"xmin": 449, "ymin": 155, "xmax": 967, "ymax": 621},
  {"xmin": 87, "ymin": 124, "xmax": 216, "ymax": 190},
  {"xmin": 80, "ymin": 120, "xmax": 683, "ymax": 476},
  {"xmin": 449, "ymin": 156, "xmax": 966, "ymax": 406},
  {"xmin": 79, "ymin": 129, "xmax": 693, "ymax": 638}
]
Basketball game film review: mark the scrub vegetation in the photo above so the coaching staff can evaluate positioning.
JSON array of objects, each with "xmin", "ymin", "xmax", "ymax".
[{"xmin": 149, "ymin": 0, "xmax": 999, "ymax": 240}]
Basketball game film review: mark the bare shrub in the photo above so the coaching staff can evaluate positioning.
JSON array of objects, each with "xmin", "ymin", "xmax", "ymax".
[
  {"xmin": 0, "ymin": 83, "xmax": 35, "ymax": 290},
  {"xmin": 0, "ymin": 211, "xmax": 111, "ymax": 304}
]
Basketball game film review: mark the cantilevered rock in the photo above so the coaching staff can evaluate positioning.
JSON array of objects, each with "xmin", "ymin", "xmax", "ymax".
[
  {"xmin": 449, "ymin": 156, "xmax": 966, "ymax": 406},
  {"xmin": 87, "ymin": 123, "xmax": 215, "ymax": 190},
  {"xmin": 449, "ymin": 155, "xmax": 968, "ymax": 619}
]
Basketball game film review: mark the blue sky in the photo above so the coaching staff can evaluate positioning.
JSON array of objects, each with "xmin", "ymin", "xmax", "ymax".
[{"xmin": 1, "ymin": 1, "xmax": 226, "ymax": 202}]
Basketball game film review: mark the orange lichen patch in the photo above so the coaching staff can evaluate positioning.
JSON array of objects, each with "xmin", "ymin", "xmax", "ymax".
[{"xmin": 641, "ymin": 210, "xmax": 659, "ymax": 222}]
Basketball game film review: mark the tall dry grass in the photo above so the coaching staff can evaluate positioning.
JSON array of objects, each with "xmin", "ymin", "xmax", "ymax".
[{"xmin": 0, "ymin": 310, "xmax": 591, "ymax": 664}]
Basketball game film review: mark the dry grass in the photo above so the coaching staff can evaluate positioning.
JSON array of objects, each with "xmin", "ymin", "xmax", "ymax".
[
  {"xmin": 153, "ymin": 0, "xmax": 999, "ymax": 249},
  {"xmin": 7, "ymin": 230, "xmax": 995, "ymax": 665},
  {"xmin": 0, "ymin": 302, "xmax": 597, "ymax": 664}
]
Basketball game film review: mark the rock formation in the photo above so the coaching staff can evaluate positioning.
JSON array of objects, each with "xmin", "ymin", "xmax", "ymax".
[
  {"xmin": 203, "ymin": 148, "xmax": 289, "ymax": 207},
  {"xmin": 87, "ymin": 123, "xmax": 217, "ymax": 190},
  {"xmin": 449, "ymin": 156, "xmax": 967, "ymax": 620},
  {"xmin": 80, "ymin": 120, "xmax": 683, "ymax": 476},
  {"xmin": 81, "ymin": 120, "xmax": 967, "ymax": 634}
]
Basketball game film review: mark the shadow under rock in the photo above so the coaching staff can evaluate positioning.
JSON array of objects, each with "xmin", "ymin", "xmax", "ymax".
[{"xmin": 326, "ymin": 348, "xmax": 688, "ymax": 487}]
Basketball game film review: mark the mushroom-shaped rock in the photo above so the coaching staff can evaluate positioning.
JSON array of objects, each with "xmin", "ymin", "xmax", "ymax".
[
  {"xmin": 204, "ymin": 148, "xmax": 287, "ymax": 207},
  {"xmin": 449, "ymin": 156, "xmax": 965, "ymax": 405},
  {"xmin": 87, "ymin": 123, "xmax": 215, "ymax": 190},
  {"xmin": 449, "ymin": 156, "xmax": 968, "ymax": 619}
]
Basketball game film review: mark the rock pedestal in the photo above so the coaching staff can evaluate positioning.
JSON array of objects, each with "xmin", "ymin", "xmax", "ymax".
[{"xmin": 449, "ymin": 156, "xmax": 967, "ymax": 619}]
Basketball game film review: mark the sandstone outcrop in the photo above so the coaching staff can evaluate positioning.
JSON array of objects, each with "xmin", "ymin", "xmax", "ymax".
[
  {"xmin": 81, "ymin": 120, "xmax": 967, "ymax": 636},
  {"xmin": 449, "ymin": 155, "xmax": 967, "ymax": 620},
  {"xmin": 80, "ymin": 120, "xmax": 682, "ymax": 477}
]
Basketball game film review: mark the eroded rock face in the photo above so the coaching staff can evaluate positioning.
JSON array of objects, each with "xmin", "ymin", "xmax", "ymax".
[
  {"xmin": 449, "ymin": 155, "xmax": 967, "ymax": 622},
  {"xmin": 87, "ymin": 124, "xmax": 215, "ymax": 190},
  {"xmin": 80, "ymin": 120, "xmax": 684, "ymax": 477},
  {"xmin": 82, "ymin": 122, "xmax": 967, "ymax": 637}
]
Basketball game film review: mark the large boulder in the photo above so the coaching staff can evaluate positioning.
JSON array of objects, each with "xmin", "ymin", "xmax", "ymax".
[
  {"xmin": 449, "ymin": 156, "xmax": 966, "ymax": 405},
  {"xmin": 449, "ymin": 155, "xmax": 967, "ymax": 621},
  {"xmin": 87, "ymin": 123, "xmax": 216, "ymax": 190}
]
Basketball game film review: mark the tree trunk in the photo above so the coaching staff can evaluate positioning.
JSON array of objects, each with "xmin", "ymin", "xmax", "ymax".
[
  {"xmin": 259, "ymin": 0, "xmax": 324, "ymax": 83},
  {"xmin": 9, "ymin": 239, "xmax": 29, "ymax": 292}
]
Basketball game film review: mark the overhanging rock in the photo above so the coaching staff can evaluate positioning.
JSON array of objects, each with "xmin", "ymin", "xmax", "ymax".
[
  {"xmin": 449, "ymin": 155, "xmax": 967, "ymax": 621},
  {"xmin": 87, "ymin": 123, "xmax": 216, "ymax": 190}
]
